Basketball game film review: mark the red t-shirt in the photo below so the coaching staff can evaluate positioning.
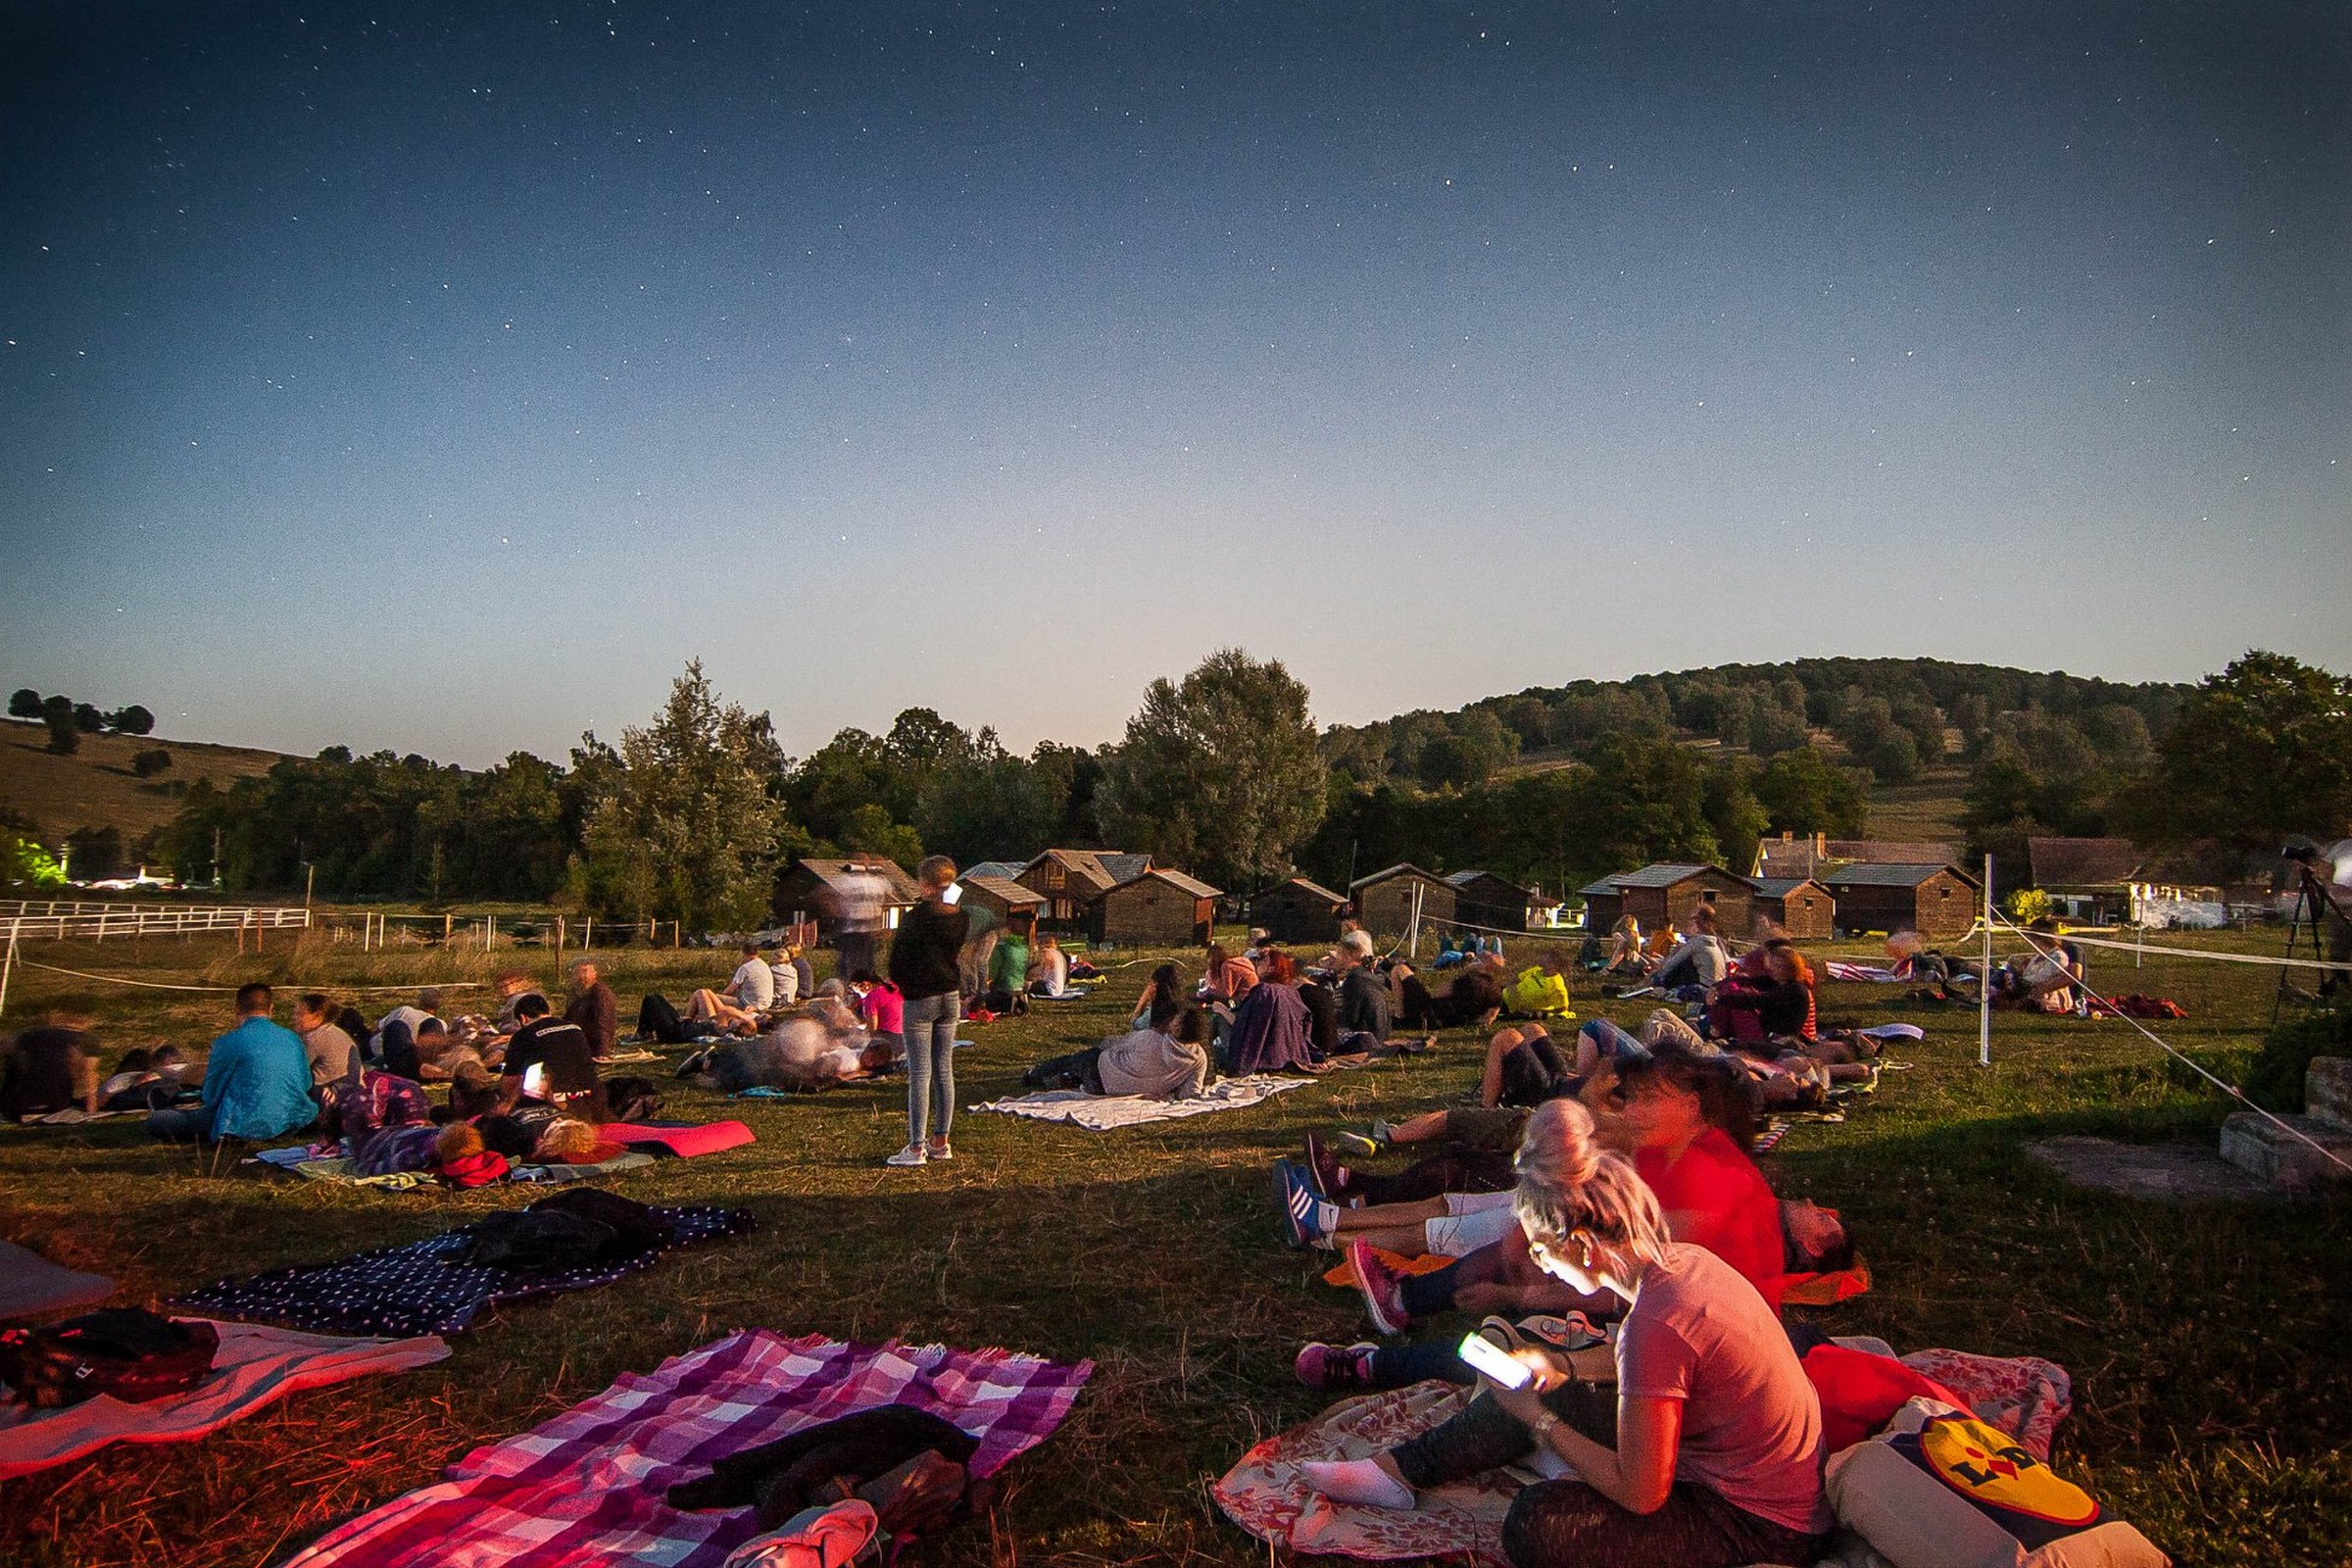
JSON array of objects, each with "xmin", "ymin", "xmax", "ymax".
[{"xmin": 1638, "ymin": 1128, "xmax": 1786, "ymax": 1308}]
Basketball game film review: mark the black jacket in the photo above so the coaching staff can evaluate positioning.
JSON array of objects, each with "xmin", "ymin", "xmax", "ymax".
[{"xmin": 889, "ymin": 900, "xmax": 970, "ymax": 1000}]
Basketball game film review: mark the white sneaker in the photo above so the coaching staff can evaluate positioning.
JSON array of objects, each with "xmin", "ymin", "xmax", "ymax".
[{"xmin": 884, "ymin": 1145, "xmax": 929, "ymax": 1167}]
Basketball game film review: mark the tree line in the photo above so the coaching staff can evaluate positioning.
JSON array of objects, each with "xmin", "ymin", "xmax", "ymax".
[
  {"xmin": 69, "ymin": 650, "xmax": 2352, "ymax": 918},
  {"xmin": 6, "ymin": 688, "xmax": 157, "ymax": 756}
]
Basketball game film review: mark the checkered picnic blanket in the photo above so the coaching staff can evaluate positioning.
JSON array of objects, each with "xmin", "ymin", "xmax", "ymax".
[{"xmin": 276, "ymin": 1328, "xmax": 1094, "ymax": 1568}]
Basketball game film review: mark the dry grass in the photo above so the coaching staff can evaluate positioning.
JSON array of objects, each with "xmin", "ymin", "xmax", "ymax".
[
  {"xmin": 0, "ymin": 724, "xmax": 287, "ymax": 845},
  {"xmin": 0, "ymin": 928, "xmax": 2346, "ymax": 1565}
]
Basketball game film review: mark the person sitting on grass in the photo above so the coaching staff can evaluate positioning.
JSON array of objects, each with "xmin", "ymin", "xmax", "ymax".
[
  {"xmin": 1501, "ymin": 951, "xmax": 1577, "ymax": 1020},
  {"xmin": 851, "ymin": 971, "xmax": 906, "ymax": 1063},
  {"xmin": 1127, "ymin": 961, "xmax": 1189, "ymax": 1032},
  {"xmin": 1639, "ymin": 907, "xmax": 1730, "ymax": 995},
  {"xmin": 98, "ymin": 1045, "xmax": 184, "ymax": 1110},
  {"xmin": 1225, "ymin": 950, "xmax": 1319, "ymax": 1073},
  {"xmin": 1598, "ymin": 916, "xmax": 1649, "ymax": 976},
  {"xmin": 294, "ymin": 991, "xmax": 363, "ymax": 1099},
  {"xmin": 0, "ymin": 1006, "xmax": 101, "ymax": 1120},
  {"xmin": 982, "ymin": 921, "xmax": 1032, "ymax": 1014},
  {"xmin": 1297, "ymin": 1097, "xmax": 1830, "ymax": 1568},
  {"xmin": 369, "ymin": 989, "xmax": 444, "ymax": 1061},
  {"xmin": 1029, "ymin": 934, "xmax": 1071, "ymax": 999},
  {"xmin": 1703, "ymin": 940, "xmax": 1816, "ymax": 1046},
  {"xmin": 1024, "ymin": 1004, "xmax": 1214, "ymax": 1100},
  {"xmin": 498, "ymin": 992, "xmax": 608, "ymax": 1121},
  {"xmin": 149, "ymin": 983, "xmax": 317, "ymax": 1143},
  {"xmin": 564, "ymin": 959, "xmax": 620, "ymax": 1059},
  {"xmin": 1390, "ymin": 950, "xmax": 1508, "ymax": 1033}
]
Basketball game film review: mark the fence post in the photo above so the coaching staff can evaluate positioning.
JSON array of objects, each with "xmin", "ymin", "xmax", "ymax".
[
  {"xmin": 582, "ymin": 916, "xmax": 593, "ymax": 951},
  {"xmin": 0, "ymin": 932, "xmax": 15, "ymax": 1023},
  {"xmin": 1979, "ymin": 854, "xmax": 1994, "ymax": 1068},
  {"xmin": 95, "ymin": 906, "xmax": 108, "ymax": 944}
]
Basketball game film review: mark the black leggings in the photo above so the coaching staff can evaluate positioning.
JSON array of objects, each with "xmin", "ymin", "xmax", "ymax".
[
  {"xmin": 1344, "ymin": 1150, "xmax": 1516, "ymax": 1207},
  {"xmin": 1024, "ymin": 1047, "xmax": 1103, "ymax": 1095}
]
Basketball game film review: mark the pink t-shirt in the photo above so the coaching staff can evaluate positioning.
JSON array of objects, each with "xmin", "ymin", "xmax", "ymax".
[
  {"xmin": 1615, "ymin": 1244, "xmax": 1830, "ymax": 1536},
  {"xmin": 858, "ymin": 982, "xmax": 905, "ymax": 1035}
]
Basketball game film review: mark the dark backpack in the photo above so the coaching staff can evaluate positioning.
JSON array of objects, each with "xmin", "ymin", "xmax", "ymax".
[
  {"xmin": 455, "ymin": 1188, "xmax": 675, "ymax": 1272},
  {"xmin": 605, "ymin": 1075, "xmax": 662, "ymax": 1122},
  {"xmin": 0, "ymin": 1308, "xmax": 220, "ymax": 1409}
]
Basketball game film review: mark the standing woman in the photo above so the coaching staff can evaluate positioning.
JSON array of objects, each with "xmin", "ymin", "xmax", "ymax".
[{"xmin": 887, "ymin": 856, "xmax": 971, "ymax": 1168}]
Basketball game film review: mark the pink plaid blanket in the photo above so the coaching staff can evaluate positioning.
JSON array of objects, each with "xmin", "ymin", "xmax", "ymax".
[{"xmin": 277, "ymin": 1329, "xmax": 1093, "ymax": 1568}]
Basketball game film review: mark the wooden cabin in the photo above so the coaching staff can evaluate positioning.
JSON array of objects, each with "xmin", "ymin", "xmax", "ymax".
[
  {"xmin": 1251, "ymin": 876, "xmax": 1350, "ymax": 946},
  {"xmin": 957, "ymin": 873, "xmax": 1045, "ymax": 936},
  {"xmin": 1756, "ymin": 832, "xmax": 1960, "ymax": 881},
  {"xmin": 1580, "ymin": 863, "xmax": 1755, "ymax": 936},
  {"xmin": 1820, "ymin": 861, "xmax": 1980, "ymax": 940},
  {"xmin": 1016, "ymin": 849, "xmax": 1153, "ymax": 931},
  {"xmin": 1349, "ymin": 863, "xmax": 1457, "ymax": 937},
  {"xmin": 1748, "ymin": 877, "xmax": 1838, "ymax": 940},
  {"xmin": 1095, "ymin": 868, "xmax": 1220, "ymax": 947},
  {"xmin": 1445, "ymin": 870, "xmax": 1540, "ymax": 933},
  {"xmin": 772, "ymin": 857, "xmax": 924, "ymax": 935}
]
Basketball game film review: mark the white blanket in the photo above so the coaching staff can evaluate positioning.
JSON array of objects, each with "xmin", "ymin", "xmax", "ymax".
[{"xmin": 969, "ymin": 1073, "xmax": 1308, "ymax": 1130}]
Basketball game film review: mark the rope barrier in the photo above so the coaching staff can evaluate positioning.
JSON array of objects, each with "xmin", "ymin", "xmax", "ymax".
[
  {"xmin": 1984, "ymin": 906, "xmax": 2352, "ymax": 1179},
  {"xmin": 2044, "ymin": 928, "xmax": 2351, "ymax": 974},
  {"xmin": 11, "ymin": 957, "xmax": 493, "ymax": 997}
]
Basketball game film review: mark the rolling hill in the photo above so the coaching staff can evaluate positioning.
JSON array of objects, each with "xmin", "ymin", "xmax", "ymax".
[{"xmin": 0, "ymin": 722, "xmax": 290, "ymax": 848}]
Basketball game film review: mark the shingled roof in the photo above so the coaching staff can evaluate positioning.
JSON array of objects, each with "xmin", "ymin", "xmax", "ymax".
[
  {"xmin": 1821, "ymin": 861, "xmax": 1976, "ymax": 890},
  {"xmin": 2029, "ymin": 837, "xmax": 2144, "ymax": 887}
]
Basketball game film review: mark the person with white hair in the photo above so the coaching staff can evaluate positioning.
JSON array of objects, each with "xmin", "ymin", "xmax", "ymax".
[
  {"xmin": 1329, "ymin": 930, "xmax": 1400, "ymax": 1050},
  {"xmin": 1298, "ymin": 1098, "xmax": 1828, "ymax": 1568}
]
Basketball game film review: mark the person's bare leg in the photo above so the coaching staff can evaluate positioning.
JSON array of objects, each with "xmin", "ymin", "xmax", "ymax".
[
  {"xmin": 1384, "ymin": 1109, "xmax": 1450, "ymax": 1146},
  {"xmin": 1330, "ymin": 1196, "xmax": 1447, "ymax": 1234},
  {"xmin": 1477, "ymin": 1027, "xmax": 1525, "ymax": 1107}
]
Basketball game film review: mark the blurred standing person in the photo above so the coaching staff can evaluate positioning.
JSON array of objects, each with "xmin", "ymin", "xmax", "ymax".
[
  {"xmin": 886, "ymin": 857, "xmax": 970, "ymax": 1167},
  {"xmin": 834, "ymin": 865, "xmax": 888, "ymax": 984},
  {"xmin": 564, "ymin": 958, "xmax": 618, "ymax": 1060}
]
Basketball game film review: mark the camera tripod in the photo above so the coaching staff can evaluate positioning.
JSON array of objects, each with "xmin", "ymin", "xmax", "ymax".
[{"xmin": 2273, "ymin": 862, "xmax": 2350, "ymax": 1022}]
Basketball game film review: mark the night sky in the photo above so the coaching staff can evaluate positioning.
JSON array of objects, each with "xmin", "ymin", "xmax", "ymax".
[{"xmin": 4, "ymin": 2, "xmax": 2345, "ymax": 766}]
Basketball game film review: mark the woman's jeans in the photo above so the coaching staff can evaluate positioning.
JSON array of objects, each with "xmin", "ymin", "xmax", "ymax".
[{"xmin": 904, "ymin": 992, "xmax": 959, "ymax": 1144}]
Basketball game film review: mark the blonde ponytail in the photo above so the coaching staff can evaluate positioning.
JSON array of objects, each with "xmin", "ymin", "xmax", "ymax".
[{"xmin": 1511, "ymin": 1098, "xmax": 1671, "ymax": 1265}]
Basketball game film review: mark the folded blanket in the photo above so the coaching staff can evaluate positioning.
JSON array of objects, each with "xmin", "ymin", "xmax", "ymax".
[
  {"xmin": 172, "ymin": 1204, "xmax": 754, "ymax": 1338},
  {"xmin": 275, "ymin": 1329, "xmax": 1092, "ymax": 1568},
  {"xmin": 968, "ymin": 1073, "xmax": 1308, "ymax": 1131},
  {"xmin": 1826, "ymin": 961, "xmax": 1905, "ymax": 983},
  {"xmin": 0, "ymin": 1240, "xmax": 115, "ymax": 1318},
  {"xmin": 0, "ymin": 1319, "xmax": 448, "ymax": 1480},
  {"xmin": 512, "ymin": 1152, "xmax": 657, "ymax": 1184}
]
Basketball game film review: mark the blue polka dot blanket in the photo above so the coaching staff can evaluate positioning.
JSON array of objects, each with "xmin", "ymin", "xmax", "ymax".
[{"xmin": 171, "ymin": 1204, "xmax": 755, "ymax": 1339}]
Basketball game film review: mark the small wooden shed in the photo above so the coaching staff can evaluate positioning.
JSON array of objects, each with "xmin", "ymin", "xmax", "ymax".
[
  {"xmin": 1445, "ymin": 870, "xmax": 1540, "ymax": 933},
  {"xmin": 1095, "ymin": 868, "xmax": 1221, "ymax": 947},
  {"xmin": 1748, "ymin": 876, "xmax": 1838, "ymax": 940},
  {"xmin": 1820, "ymin": 862, "xmax": 1981, "ymax": 941},
  {"xmin": 957, "ymin": 873, "xmax": 1045, "ymax": 935},
  {"xmin": 772, "ymin": 857, "xmax": 923, "ymax": 934},
  {"xmin": 1349, "ymin": 863, "xmax": 1458, "ymax": 937},
  {"xmin": 1252, "ymin": 876, "xmax": 1350, "ymax": 946},
  {"xmin": 1017, "ymin": 849, "xmax": 1152, "ymax": 930},
  {"xmin": 1581, "ymin": 863, "xmax": 1755, "ymax": 935}
]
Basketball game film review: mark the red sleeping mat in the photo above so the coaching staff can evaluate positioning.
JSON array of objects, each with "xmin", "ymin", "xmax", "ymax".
[{"xmin": 603, "ymin": 1121, "xmax": 757, "ymax": 1158}]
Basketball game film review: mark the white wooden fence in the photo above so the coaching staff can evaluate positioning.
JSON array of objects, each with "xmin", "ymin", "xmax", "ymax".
[{"xmin": 0, "ymin": 903, "xmax": 313, "ymax": 943}]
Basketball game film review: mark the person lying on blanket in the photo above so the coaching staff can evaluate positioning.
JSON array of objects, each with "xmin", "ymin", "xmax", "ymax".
[
  {"xmin": 1989, "ymin": 918, "xmax": 2085, "ymax": 1013},
  {"xmin": 681, "ymin": 1015, "xmax": 891, "ymax": 1094},
  {"xmin": 1296, "ymin": 1097, "xmax": 1832, "ymax": 1568},
  {"xmin": 1388, "ymin": 950, "xmax": 1508, "ymax": 1033},
  {"xmin": 1282, "ymin": 1047, "xmax": 1783, "ymax": 1303},
  {"xmin": 0, "ymin": 1006, "xmax": 102, "ymax": 1120},
  {"xmin": 1022, "ymin": 1004, "xmax": 1214, "ymax": 1100}
]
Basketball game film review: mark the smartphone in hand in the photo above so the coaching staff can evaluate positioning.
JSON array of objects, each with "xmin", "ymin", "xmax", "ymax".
[{"xmin": 1456, "ymin": 1332, "xmax": 1534, "ymax": 1390}]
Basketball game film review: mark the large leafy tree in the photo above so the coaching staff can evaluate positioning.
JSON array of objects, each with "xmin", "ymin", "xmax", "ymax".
[
  {"xmin": 1100, "ymin": 649, "xmax": 1326, "ymax": 889},
  {"xmin": 2115, "ymin": 651, "xmax": 2352, "ymax": 865},
  {"xmin": 579, "ymin": 662, "xmax": 786, "ymax": 929}
]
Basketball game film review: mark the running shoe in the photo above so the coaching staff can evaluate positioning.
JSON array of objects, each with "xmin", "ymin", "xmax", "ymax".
[
  {"xmin": 1348, "ymin": 1239, "xmax": 1413, "ymax": 1335},
  {"xmin": 1331, "ymin": 1128, "xmax": 1384, "ymax": 1158},
  {"xmin": 1294, "ymin": 1341, "xmax": 1379, "ymax": 1391},
  {"xmin": 884, "ymin": 1144, "xmax": 929, "ymax": 1167},
  {"xmin": 1302, "ymin": 1132, "xmax": 1347, "ymax": 1199},
  {"xmin": 1273, "ymin": 1159, "xmax": 1325, "ymax": 1249}
]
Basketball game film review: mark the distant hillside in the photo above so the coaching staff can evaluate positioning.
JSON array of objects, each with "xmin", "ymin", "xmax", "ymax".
[{"xmin": 0, "ymin": 722, "xmax": 290, "ymax": 848}]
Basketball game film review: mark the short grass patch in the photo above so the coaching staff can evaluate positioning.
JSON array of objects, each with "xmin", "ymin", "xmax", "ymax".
[{"xmin": 0, "ymin": 928, "xmax": 2346, "ymax": 1566}]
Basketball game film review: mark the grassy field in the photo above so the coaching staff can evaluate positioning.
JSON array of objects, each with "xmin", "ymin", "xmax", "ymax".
[
  {"xmin": 0, "ymin": 724, "xmax": 287, "ymax": 846},
  {"xmin": 0, "ymin": 927, "xmax": 2346, "ymax": 1566}
]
